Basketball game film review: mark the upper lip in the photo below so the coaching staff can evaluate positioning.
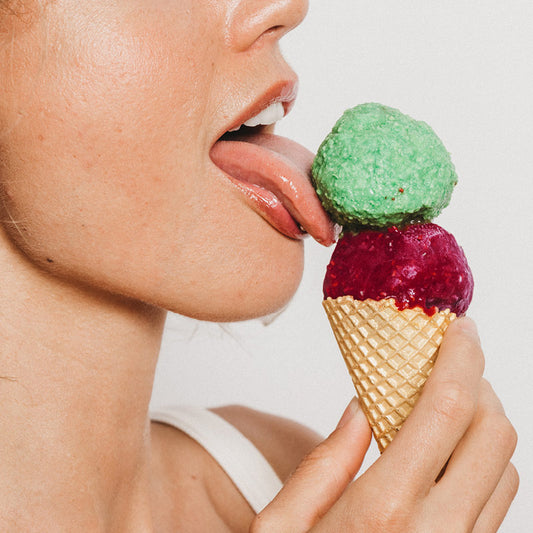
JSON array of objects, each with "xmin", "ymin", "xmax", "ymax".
[
  {"xmin": 215, "ymin": 80, "xmax": 298, "ymax": 142},
  {"xmin": 209, "ymin": 77, "xmax": 338, "ymax": 246}
]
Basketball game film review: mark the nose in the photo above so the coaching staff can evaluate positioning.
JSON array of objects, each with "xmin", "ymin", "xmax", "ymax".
[{"xmin": 225, "ymin": 0, "xmax": 309, "ymax": 51}]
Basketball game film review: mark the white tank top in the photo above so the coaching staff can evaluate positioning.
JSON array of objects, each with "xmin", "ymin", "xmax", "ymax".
[{"xmin": 150, "ymin": 406, "xmax": 283, "ymax": 513}]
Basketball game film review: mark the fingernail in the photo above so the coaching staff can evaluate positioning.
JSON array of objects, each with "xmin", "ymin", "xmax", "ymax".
[{"xmin": 337, "ymin": 397, "xmax": 360, "ymax": 429}]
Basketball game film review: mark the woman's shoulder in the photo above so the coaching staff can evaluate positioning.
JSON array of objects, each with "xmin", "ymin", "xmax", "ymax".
[
  {"xmin": 151, "ymin": 403, "xmax": 323, "ymax": 483},
  {"xmin": 210, "ymin": 404, "xmax": 323, "ymax": 483},
  {"xmin": 150, "ymin": 405, "xmax": 324, "ymax": 531}
]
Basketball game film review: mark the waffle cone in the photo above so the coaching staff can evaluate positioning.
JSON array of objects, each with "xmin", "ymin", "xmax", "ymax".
[{"xmin": 323, "ymin": 296, "xmax": 456, "ymax": 452}]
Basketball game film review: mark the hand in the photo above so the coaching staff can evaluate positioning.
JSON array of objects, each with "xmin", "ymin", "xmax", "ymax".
[{"xmin": 251, "ymin": 318, "xmax": 519, "ymax": 532}]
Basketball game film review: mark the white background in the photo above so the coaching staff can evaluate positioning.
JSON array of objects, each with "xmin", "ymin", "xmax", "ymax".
[{"xmin": 151, "ymin": 1, "xmax": 532, "ymax": 530}]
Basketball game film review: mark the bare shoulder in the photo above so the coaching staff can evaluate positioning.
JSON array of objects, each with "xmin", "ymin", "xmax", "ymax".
[{"xmin": 211, "ymin": 405, "xmax": 323, "ymax": 482}]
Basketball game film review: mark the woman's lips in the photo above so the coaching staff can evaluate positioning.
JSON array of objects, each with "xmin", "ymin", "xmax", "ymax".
[
  {"xmin": 219, "ymin": 81, "xmax": 298, "ymax": 140},
  {"xmin": 210, "ymin": 132, "xmax": 337, "ymax": 245},
  {"xmin": 224, "ymin": 174, "xmax": 307, "ymax": 241}
]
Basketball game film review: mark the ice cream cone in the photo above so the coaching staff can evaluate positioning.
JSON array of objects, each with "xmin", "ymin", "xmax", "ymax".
[{"xmin": 323, "ymin": 296, "xmax": 456, "ymax": 452}]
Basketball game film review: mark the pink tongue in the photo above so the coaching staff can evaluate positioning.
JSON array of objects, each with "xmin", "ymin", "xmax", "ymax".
[{"xmin": 210, "ymin": 133, "xmax": 336, "ymax": 245}]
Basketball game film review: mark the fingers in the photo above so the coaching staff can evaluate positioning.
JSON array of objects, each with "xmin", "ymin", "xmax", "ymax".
[
  {"xmin": 427, "ymin": 379, "xmax": 518, "ymax": 530},
  {"xmin": 372, "ymin": 317, "xmax": 485, "ymax": 496},
  {"xmin": 252, "ymin": 317, "xmax": 518, "ymax": 533},
  {"xmin": 250, "ymin": 398, "xmax": 372, "ymax": 533},
  {"xmin": 472, "ymin": 462, "xmax": 520, "ymax": 533}
]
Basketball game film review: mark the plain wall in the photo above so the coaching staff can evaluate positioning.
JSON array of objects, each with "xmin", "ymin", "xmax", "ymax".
[{"xmin": 151, "ymin": 1, "xmax": 532, "ymax": 529}]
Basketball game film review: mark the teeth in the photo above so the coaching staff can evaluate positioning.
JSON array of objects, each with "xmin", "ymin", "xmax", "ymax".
[
  {"xmin": 244, "ymin": 102, "xmax": 285, "ymax": 127},
  {"xmin": 230, "ymin": 102, "xmax": 285, "ymax": 132}
]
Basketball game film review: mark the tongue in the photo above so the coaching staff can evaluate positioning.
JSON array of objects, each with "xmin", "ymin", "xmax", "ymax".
[{"xmin": 210, "ymin": 133, "xmax": 336, "ymax": 245}]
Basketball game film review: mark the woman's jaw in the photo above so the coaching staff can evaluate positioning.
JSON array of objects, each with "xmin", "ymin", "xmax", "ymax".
[{"xmin": 0, "ymin": 0, "xmax": 320, "ymax": 322}]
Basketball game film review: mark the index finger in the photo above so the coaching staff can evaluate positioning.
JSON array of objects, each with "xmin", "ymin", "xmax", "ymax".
[{"xmin": 371, "ymin": 317, "xmax": 485, "ymax": 496}]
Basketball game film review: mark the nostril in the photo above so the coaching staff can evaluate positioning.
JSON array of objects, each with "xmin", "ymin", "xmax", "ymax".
[
  {"xmin": 267, "ymin": 25, "xmax": 284, "ymax": 34},
  {"xmin": 258, "ymin": 24, "xmax": 286, "ymax": 43},
  {"xmin": 225, "ymin": 0, "xmax": 308, "ymax": 52}
]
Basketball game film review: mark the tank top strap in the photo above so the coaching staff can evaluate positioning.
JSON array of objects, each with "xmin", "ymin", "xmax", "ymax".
[{"xmin": 150, "ymin": 405, "xmax": 283, "ymax": 513}]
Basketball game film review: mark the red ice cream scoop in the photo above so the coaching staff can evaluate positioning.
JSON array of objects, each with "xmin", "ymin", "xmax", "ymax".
[{"xmin": 323, "ymin": 223, "xmax": 473, "ymax": 316}]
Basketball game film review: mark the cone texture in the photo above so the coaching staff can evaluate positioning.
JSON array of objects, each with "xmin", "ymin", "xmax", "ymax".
[{"xmin": 323, "ymin": 296, "xmax": 456, "ymax": 452}]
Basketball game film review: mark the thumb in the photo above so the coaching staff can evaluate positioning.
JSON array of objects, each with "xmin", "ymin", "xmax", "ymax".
[{"xmin": 251, "ymin": 398, "xmax": 372, "ymax": 533}]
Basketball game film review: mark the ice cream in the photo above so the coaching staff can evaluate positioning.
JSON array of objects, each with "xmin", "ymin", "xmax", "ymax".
[
  {"xmin": 312, "ymin": 103, "xmax": 458, "ymax": 229},
  {"xmin": 314, "ymin": 103, "xmax": 473, "ymax": 451},
  {"xmin": 324, "ymin": 223, "xmax": 473, "ymax": 316}
]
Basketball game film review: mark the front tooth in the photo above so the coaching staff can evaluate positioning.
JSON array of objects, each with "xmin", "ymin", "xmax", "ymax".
[{"xmin": 244, "ymin": 102, "xmax": 285, "ymax": 128}]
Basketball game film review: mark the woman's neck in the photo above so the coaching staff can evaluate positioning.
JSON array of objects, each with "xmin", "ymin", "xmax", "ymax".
[{"xmin": 0, "ymin": 234, "xmax": 167, "ymax": 531}]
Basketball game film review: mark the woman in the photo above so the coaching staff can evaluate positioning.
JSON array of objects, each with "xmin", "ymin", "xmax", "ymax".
[{"xmin": 0, "ymin": 0, "xmax": 518, "ymax": 530}]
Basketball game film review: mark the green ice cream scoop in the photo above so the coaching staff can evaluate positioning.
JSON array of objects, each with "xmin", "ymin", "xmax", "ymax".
[{"xmin": 311, "ymin": 103, "xmax": 458, "ymax": 229}]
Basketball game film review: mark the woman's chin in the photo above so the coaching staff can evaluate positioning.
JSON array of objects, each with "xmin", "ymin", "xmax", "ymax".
[
  {"xmin": 167, "ymin": 278, "xmax": 302, "ymax": 323},
  {"xmin": 164, "ymin": 242, "xmax": 305, "ymax": 322}
]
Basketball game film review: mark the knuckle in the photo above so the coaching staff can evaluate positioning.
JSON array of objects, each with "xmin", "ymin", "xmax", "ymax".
[
  {"xmin": 479, "ymin": 378, "xmax": 503, "ymax": 411},
  {"xmin": 481, "ymin": 412, "xmax": 518, "ymax": 455},
  {"xmin": 479, "ymin": 377, "xmax": 493, "ymax": 393},
  {"xmin": 476, "ymin": 396, "xmax": 518, "ymax": 458},
  {"xmin": 506, "ymin": 463, "xmax": 520, "ymax": 497},
  {"xmin": 432, "ymin": 380, "xmax": 475, "ymax": 427},
  {"xmin": 477, "ymin": 379, "xmax": 517, "ymax": 455}
]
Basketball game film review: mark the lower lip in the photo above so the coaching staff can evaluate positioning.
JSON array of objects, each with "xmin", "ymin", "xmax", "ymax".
[{"xmin": 228, "ymin": 177, "xmax": 306, "ymax": 240}]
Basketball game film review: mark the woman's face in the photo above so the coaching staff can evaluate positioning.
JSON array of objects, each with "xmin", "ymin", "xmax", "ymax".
[{"xmin": 0, "ymin": 0, "xmax": 332, "ymax": 321}]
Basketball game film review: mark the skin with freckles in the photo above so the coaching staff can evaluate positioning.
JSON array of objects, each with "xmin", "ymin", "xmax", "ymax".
[
  {"xmin": 0, "ymin": 1, "xmax": 517, "ymax": 531},
  {"xmin": 1, "ymin": 0, "xmax": 308, "ymax": 322},
  {"xmin": 1, "ymin": 1, "xmax": 319, "ymax": 530}
]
